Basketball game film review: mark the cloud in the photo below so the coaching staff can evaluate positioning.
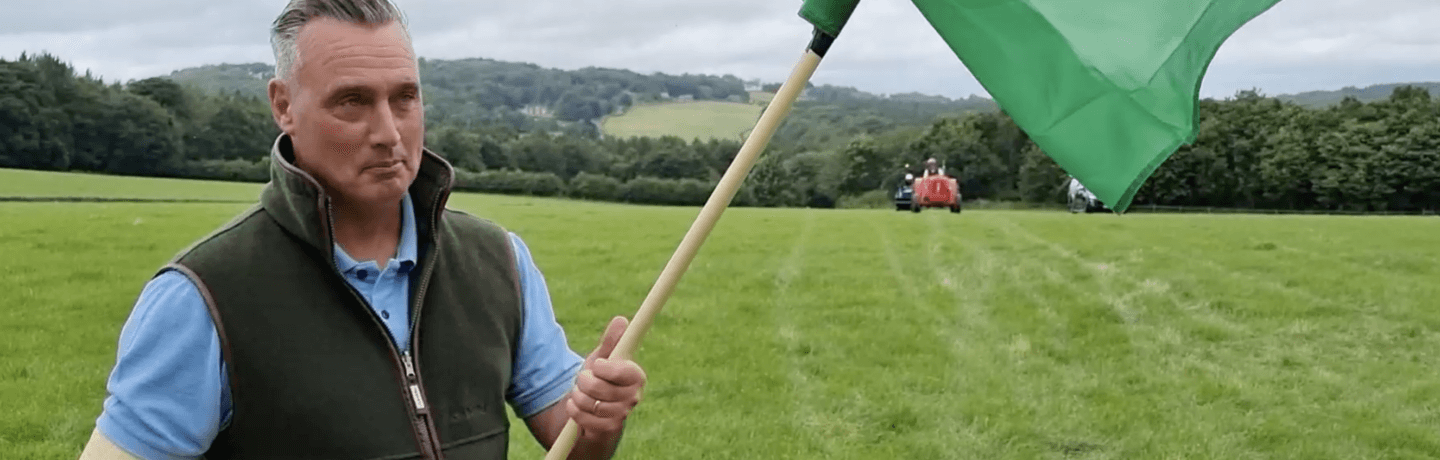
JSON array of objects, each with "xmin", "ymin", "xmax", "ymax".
[
  {"xmin": 0, "ymin": 1, "xmax": 273, "ymax": 82},
  {"xmin": 1, "ymin": 0, "xmax": 1435, "ymax": 98},
  {"xmin": 1200, "ymin": 0, "xmax": 1440, "ymax": 96}
]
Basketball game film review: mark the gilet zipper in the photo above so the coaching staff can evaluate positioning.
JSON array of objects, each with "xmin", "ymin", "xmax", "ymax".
[
  {"xmin": 400, "ymin": 183, "xmax": 450, "ymax": 456},
  {"xmin": 289, "ymin": 152, "xmax": 454, "ymax": 459},
  {"xmin": 319, "ymin": 196, "xmax": 445, "ymax": 459}
]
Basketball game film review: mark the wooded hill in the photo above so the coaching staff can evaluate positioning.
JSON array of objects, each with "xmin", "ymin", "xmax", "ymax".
[
  {"xmin": 164, "ymin": 60, "xmax": 1000, "ymax": 136},
  {"xmin": 1278, "ymin": 82, "xmax": 1440, "ymax": 108}
]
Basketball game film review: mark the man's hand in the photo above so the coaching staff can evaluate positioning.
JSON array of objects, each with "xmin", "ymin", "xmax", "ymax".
[{"xmin": 565, "ymin": 316, "xmax": 646, "ymax": 441}]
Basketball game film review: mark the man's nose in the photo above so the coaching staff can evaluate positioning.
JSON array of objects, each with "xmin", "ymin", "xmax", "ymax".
[{"xmin": 370, "ymin": 103, "xmax": 403, "ymax": 150}]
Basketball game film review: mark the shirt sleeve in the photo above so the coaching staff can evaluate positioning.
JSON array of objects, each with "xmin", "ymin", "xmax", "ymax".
[
  {"xmin": 96, "ymin": 270, "xmax": 227, "ymax": 460},
  {"xmin": 506, "ymin": 233, "xmax": 585, "ymax": 418}
]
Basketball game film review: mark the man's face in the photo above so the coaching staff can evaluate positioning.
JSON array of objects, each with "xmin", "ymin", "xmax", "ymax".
[{"xmin": 269, "ymin": 17, "xmax": 423, "ymax": 207}]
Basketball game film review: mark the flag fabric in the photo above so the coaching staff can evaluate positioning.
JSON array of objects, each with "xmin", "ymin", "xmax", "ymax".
[{"xmin": 800, "ymin": 0, "xmax": 1282, "ymax": 212}]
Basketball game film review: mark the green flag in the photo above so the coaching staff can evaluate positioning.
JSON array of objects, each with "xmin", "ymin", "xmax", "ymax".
[{"xmin": 799, "ymin": 0, "xmax": 1281, "ymax": 212}]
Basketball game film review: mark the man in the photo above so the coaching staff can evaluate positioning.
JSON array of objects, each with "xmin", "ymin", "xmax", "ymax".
[
  {"xmin": 922, "ymin": 158, "xmax": 942, "ymax": 177},
  {"xmin": 78, "ymin": 1, "xmax": 644, "ymax": 458}
]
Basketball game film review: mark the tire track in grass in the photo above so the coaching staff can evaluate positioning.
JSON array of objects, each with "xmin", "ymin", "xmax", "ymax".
[
  {"xmin": 869, "ymin": 216, "xmax": 939, "ymax": 430},
  {"xmin": 994, "ymin": 215, "xmax": 1282, "ymax": 336},
  {"xmin": 770, "ymin": 209, "xmax": 853, "ymax": 455},
  {"xmin": 990, "ymin": 217, "xmax": 1207, "ymax": 368},
  {"xmin": 915, "ymin": 213, "xmax": 1034, "ymax": 456},
  {"xmin": 1232, "ymin": 219, "xmax": 1439, "ymax": 286},
  {"xmin": 975, "ymin": 217, "xmax": 1208, "ymax": 385},
  {"xmin": 934, "ymin": 214, "xmax": 1174, "ymax": 457},
  {"xmin": 1160, "ymin": 217, "xmax": 1439, "ymax": 309},
  {"xmin": 1099, "ymin": 219, "xmax": 1438, "ymax": 349},
  {"xmin": 1138, "ymin": 236, "xmax": 1437, "ymax": 329},
  {"xmin": 982, "ymin": 214, "xmax": 1243, "ymax": 337},
  {"xmin": 977, "ymin": 214, "xmax": 1421, "ymax": 456},
  {"xmin": 869, "ymin": 213, "xmax": 1015, "ymax": 456},
  {"xmin": 1158, "ymin": 245, "xmax": 1335, "ymax": 306},
  {"xmin": 798, "ymin": 212, "xmax": 982, "ymax": 457},
  {"xmin": 1092, "ymin": 229, "xmax": 1382, "ymax": 359},
  {"xmin": 994, "ymin": 216, "xmax": 1440, "ymax": 456},
  {"xmin": 870, "ymin": 218, "xmax": 920, "ymax": 299},
  {"xmin": 1098, "ymin": 222, "xmax": 1343, "ymax": 311},
  {"xmin": 1095, "ymin": 217, "xmax": 1430, "ymax": 317},
  {"xmin": 981, "ymin": 221, "xmax": 1177, "ymax": 343},
  {"xmin": 972, "ymin": 215, "xmax": 1281, "ymax": 457},
  {"xmin": 976, "ymin": 215, "xmax": 1212, "ymax": 341},
  {"xmin": 1266, "ymin": 241, "xmax": 1438, "ymax": 302},
  {"xmin": 978, "ymin": 214, "xmax": 1149, "ymax": 358},
  {"xmin": 922, "ymin": 213, "xmax": 1009, "ymax": 388},
  {"xmin": 1133, "ymin": 235, "xmax": 1439, "ymax": 377},
  {"xmin": 960, "ymin": 215, "xmax": 1151, "ymax": 457},
  {"xmin": 923, "ymin": 213, "xmax": 998, "ymax": 337},
  {"xmin": 964, "ymin": 232, "xmax": 1085, "ymax": 358},
  {"xmin": 978, "ymin": 216, "xmax": 1264, "ymax": 450}
]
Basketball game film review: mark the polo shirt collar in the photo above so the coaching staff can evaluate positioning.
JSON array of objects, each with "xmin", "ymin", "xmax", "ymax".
[{"xmin": 333, "ymin": 192, "xmax": 420, "ymax": 276}]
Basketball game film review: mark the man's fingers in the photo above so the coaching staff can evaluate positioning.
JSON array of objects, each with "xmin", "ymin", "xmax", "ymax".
[
  {"xmin": 587, "ymin": 358, "xmax": 647, "ymax": 387},
  {"xmin": 572, "ymin": 315, "xmax": 644, "ymax": 438},
  {"xmin": 565, "ymin": 398, "xmax": 626, "ymax": 439},
  {"xmin": 570, "ymin": 390, "xmax": 628, "ymax": 418},
  {"xmin": 575, "ymin": 368, "xmax": 642, "ymax": 403},
  {"xmin": 586, "ymin": 316, "xmax": 629, "ymax": 363}
]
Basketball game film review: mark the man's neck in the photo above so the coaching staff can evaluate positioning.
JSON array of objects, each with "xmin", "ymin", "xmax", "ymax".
[{"xmin": 330, "ymin": 196, "xmax": 402, "ymax": 263}]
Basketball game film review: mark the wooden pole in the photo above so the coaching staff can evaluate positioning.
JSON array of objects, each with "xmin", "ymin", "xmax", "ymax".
[{"xmin": 542, "ymin": 48, "xmax": 825, "ymax": 460}]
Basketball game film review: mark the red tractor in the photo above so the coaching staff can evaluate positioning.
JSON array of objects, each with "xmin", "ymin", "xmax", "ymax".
[{"xmin": 911, "ymin": 172, "xmax": 961, "ymax": 213}]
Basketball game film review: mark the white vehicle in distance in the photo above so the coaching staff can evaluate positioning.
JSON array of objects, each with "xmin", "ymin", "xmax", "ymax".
[{"xmin": 1067, "ymin": 176, "xmax": 1110, "ymax": 213}]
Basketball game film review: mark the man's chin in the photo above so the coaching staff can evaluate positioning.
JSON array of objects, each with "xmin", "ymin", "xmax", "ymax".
[
  {"xmin": 373, "ymin": 180, "xmax": 412, "ymax": 201},
  {"xmin": 336, "ymin": 177, "xmax": 412, "ymax": 207}
]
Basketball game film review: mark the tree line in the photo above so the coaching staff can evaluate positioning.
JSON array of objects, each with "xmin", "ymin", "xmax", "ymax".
[
  {"xmin": 4, "ymin": 52, "xmax": 1438, "ymax": 212},
  {"xmin": 1, "ymin": 53, "xmax": 276, "ymax": 179},
  {"xmin": 820, "ymin": 87, "xmax": 1440, "ymax": 213},
  {"xmin": 0, "ymin": 53, "xmax": 753, "ymax": 206}
]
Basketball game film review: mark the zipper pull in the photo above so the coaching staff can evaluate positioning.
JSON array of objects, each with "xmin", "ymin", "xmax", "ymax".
[
  {"xmin": 402, "ymin": 351, "xmax": 417, "ymax": 380},
  {"xmin": 402, "ymin": 351, "xmax": 427, "ymax": 412}
]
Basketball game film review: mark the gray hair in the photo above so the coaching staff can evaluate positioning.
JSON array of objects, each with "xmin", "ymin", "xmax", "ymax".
[{"xmin": 270, "ymin": 0, "xmax": 412, "ymax": 82}]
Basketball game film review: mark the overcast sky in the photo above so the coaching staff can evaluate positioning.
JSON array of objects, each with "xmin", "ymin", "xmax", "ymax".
[{"xmin": 2, "ymin": 0, "xmax": 1436, "ymax": 100}]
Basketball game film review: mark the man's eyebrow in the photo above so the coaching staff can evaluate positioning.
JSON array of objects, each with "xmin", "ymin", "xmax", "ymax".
[
  {"xmin": 327, "ymin": 84, "xmax": 374, "ymax": 98},
  {"xmin": 393, "ymin": 81, "xmax": 421, "ymax": 93},
  {"xmin": 324, "ymin": 80, "xmax": 420, "ymax": 99}
]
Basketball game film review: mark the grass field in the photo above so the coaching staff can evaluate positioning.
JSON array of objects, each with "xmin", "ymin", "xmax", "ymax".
[
  {"xmin": 0, "ymin": 168, "xmax": 262, "ymax": 201},
  {"xmin": 3, "ymin": 171, "xmax": 1440, "ymax": 459},
  {"xmin": 602, "ymin": 101, "xmax": 762, "ymax": 141}
]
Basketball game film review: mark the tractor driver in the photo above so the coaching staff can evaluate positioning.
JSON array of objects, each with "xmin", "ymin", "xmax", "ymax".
[{"xmin": 923, "ymin": 158, "xmax": 943, "ymax": 177}]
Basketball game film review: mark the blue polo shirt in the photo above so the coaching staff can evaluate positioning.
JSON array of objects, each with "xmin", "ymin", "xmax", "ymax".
[{"xmin": 95, "ymin": 194, "xmax": 584, "ymax": 459}]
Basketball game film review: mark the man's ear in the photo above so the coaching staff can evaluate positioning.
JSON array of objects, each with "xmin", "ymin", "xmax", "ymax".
[{"xmin": 268, "ymin": 78, "xmax": 296, "ymax": 134}]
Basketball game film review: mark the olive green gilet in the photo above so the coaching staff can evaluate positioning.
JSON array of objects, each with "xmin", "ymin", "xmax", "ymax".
[{"xmin": 167, "ymin": 135, "xmax": 522, "ymax": 459}]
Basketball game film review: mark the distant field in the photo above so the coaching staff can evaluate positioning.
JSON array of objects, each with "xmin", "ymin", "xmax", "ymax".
[
  {"xmin": 4, "ymin": 170, "xmax": 1440, "ymax": 459},
  {"xmin": 749, "ymin": 91, "xmax": 776, "ymax": 105},
  {"xmin": 602, "ymin": 100, "xmax": 762, "ymax": 141}
]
